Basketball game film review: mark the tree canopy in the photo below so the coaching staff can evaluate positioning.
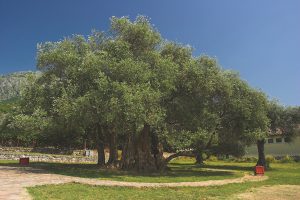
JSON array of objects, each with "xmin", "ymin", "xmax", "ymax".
[{"xmin": 1, "ymin": 16, "xmax": 299, "ymax": 171}]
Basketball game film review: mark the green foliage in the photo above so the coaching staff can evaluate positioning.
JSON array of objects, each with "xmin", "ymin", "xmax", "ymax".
[
  {"xmin": 4, "ymin": 16, "xmax": 176, "ymax": 150},
  {"xmin": 265, "ymin": 155, "xmax": 278, "ymax": 168},
  {"xmin": 0, "ymin": 72, "xmax": 38, "ymax": 101},
  {"xmin": 164, "ymin": 55, "xmax": 269, "ymax": 157},
  {"xmin": 243, "ymin": 157, "xmax": 258, "ymax": 163},
  {"xmin": 266, "ymin": 155, "xmax": 278, "ymax": 163},
  {"xmin": 207, "ymin": 155, "xmax": 218, "ymax": 161},
  {"xmin": 268, "ymin": 101, "xmax": 300, "ymax": 138},
  {"xmin": 0, "ymin": 98, "xmax": 19, "ymax": 113},
  {"xmin": 280, "ymin": 155, "xmax": 295, "ymax": 163},
  {"xmin": 1, "ymin": 16, "xmax": 280, "ymax": 166}
]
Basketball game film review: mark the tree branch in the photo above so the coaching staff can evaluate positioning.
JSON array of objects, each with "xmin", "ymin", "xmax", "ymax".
[{"xmin": 165, "ymin": 151, "xmax": 195, "ymax": 163}]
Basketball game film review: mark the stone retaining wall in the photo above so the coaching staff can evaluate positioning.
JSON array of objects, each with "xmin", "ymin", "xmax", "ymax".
[
  {"xmin": 0, "ymin": 146, "xmax": 76, "ymax": 155},
  {"xmin": 0, "ymin": 153, "xmax": 97, "ymax": 163},
  {"xmin": 0, "ymin": 146, "xmax": 90, "ymax": 156}
]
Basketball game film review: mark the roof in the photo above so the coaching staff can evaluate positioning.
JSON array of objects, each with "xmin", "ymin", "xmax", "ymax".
[{"xmin": 268, "ymin": 128, "xmax": 283, "ymax": 136}]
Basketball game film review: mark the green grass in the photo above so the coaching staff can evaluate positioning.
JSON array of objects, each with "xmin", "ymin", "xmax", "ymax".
[
  {"xmin": 2, "ymin": 159, "xmax": 300, "ymax": 199},
  {"xmin": 0, "ymin": 158, "xmax": 242, "ymax": 183},
  {"xmin": 28, "ymin": 161, "xmax": 300, "ymax": 200}
]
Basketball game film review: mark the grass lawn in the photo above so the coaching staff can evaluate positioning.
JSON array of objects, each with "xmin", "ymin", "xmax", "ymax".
[
  {"xmin": 0, "ymin": 158, "xmax": 243, "ymax": 183},
  {"xmin": 1, "ymin": 159, "xmax": 300, "ymax": 199}
]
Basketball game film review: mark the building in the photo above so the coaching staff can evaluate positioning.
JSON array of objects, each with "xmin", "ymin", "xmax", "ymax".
[{"xmin": 245, "ymin": 128, "xmax": 300, "ymax": 157}]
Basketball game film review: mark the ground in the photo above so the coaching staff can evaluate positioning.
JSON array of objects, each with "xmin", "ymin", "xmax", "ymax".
[
  {"xmin": 236, "ymin": 185, "xmax": 300, "ymax": 200},
  {"xmin": 0, "ymin": 159, "xmax": 299, "ymax": 200}
]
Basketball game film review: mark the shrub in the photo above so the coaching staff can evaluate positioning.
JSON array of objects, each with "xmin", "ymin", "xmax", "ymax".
[
  {"xmin": 280, "ymin": 155, "xmax": 295, "ymax": 163},
  {"xmin": 227, "ymin": 157, "xmax": 258, "ymax": 163},
  {"xmin": 207, "ymin": 155, "xmax": 218, "ymax": 161},
  {"xmin": 243, "ymin": 157, "xmax": 258, "ymax": 162},
  {"xmin": 266, "ymin": 155, "xmax": 277, "ymax": 163}
]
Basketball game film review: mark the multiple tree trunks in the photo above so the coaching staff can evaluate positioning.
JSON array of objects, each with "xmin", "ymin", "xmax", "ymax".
[
  {"xmin": 95, "ymin": 124, "xmax": 222, "ymax": 172},
  {"xmin": 121, "ymin": 134, "xmax": 136, "ymax": 170},
  {"xmin": 135, "ymin": 124, "xmax": 158, "ymax": 171},
  {"xmin": 103, "ymin": 135, "xmax": 267, "ymax": 172},
  {"xmin": 118, "ymin": 124, "xmax": 214, "ymax": 172},
  {"xmin": 120, "ymin": 124, "xmax": 167, "ymax": 172}
]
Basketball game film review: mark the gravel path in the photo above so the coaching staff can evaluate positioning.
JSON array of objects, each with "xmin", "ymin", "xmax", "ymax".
[{"xmin": 0, "ymin": 165, "xmax": 268, "ymax": 200}]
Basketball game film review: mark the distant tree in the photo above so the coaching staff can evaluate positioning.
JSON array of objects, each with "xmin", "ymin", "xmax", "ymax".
[{"xmin": 257, "ymin": 102, "xmax": 300, "ymax": 167}]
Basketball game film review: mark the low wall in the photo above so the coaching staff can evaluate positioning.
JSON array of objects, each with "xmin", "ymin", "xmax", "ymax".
[
  {"xmin": 0, "ymin": 146, "xmax": 88, "ymax": 156},
  {"xmin": 0, "ymin": 146, "xmax": 77, "ymax": 155},
  {"xmin": 0, "ymin": 152, "xmax": 97, "ymax": 163}
]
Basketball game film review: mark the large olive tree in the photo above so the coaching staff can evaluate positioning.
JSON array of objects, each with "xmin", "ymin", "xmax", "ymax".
[{"xmin": 9, "ymin": 16, "xmax": 273, "ymax": 172}]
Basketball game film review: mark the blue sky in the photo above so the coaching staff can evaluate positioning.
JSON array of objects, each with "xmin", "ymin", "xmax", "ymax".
[{"xmin": 0, "ymin": 0, "xmax": 299, "ymax": 105}]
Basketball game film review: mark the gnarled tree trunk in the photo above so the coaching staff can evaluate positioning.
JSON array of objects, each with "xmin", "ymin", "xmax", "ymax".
[
  {"xmin": 135, "ymin": 124, "xmax": 157, "ymax": 172},
  {"xmin": 150, "ymin": 130, "xmax": 166, "ymax": 171},
  {"xmin": 121, "ymin": 124, "xmax": 167, "ymax": 172},
  {"xmin": 121, "ymin": 133, "xmax": 136, "ymax": 170}
]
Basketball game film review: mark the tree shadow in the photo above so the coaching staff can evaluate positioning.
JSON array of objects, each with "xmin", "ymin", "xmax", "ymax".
[
  {"xmin": 170, "ymin": 162, "xmax": 254, "ymax": 171},
  {"xmin": 201, "ymin": 164, "xmax": 254, "ymax": 171},
  {"xmin": 0, "ymin": 161, "xmax": 238, "ymax": 181}
]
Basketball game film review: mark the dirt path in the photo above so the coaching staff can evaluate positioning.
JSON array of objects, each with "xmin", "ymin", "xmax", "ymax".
[
  {"xmin": 236, "ymin": 185, "xmax": 300, "ymax": 200},
  {"xmin": 0, "ymin": 166, "xmax": 267, "ymax": 200}
]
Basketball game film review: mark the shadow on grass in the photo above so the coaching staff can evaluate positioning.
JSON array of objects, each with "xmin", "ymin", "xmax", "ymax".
[
  {"xmin": 0, "ymin": 161, "xmax": 238, "ymax": 181},
  {"xmin": 202, "ymin": 164, "xmax": 254, "ymax": 171},
  {"xmin": 170, "ymin": 162, "xmax": 254, "ymax": 171}
]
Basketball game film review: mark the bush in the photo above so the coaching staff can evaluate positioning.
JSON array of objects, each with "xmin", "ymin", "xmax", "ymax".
[
  {"xmin": 243, "ymin": 157, "xmax": 258, "ymax": 162},
  {"xmin": 171, "ymin": 156, "xmax": 195, "ymax": 163},
  {"xmin": 266, "ymin": 155, "xmax": 277, "ymax": 163},
  {"xmin": 280, "ymin": 155, "xmax": 295, "ymax": 163},
  {"xmin": 207, "ymin": 155, "xmax": 218, "ymax": 161},
  {"xmin": 265, "ymin": 156, "xmax": 276, "ymax": 168},
  {"xmin": 226, "ymin": 157, "xmax": 257, "ymax": 163}
]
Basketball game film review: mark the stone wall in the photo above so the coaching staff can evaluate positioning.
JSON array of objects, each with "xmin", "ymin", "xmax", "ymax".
[
  {"xmin": 0, "ymin": 146, "xmax": 100, "ymax": 163},
  {"xmin": 0, "ymin": 146, "xmax": 85, "ymax": 156},
  {"xmin": 0, "ymin": 152, "xmax": 97, "ymax": 163}
]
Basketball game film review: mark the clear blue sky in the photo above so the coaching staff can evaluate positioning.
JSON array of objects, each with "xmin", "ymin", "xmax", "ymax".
[{"xmin": 0, "ymin": 0, "xmax": 299, "ymax": 106}]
